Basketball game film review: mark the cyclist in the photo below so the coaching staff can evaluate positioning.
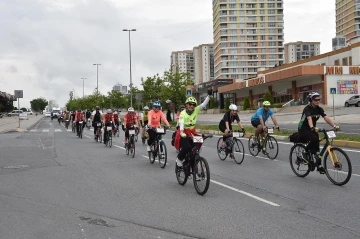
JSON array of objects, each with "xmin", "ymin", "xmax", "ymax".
[
  {"xmin": 123, "ymin": 107, "xmax": 140, "ymax": 145},
  {"xmin": 64, "ymin": 111, "xmax": 70, "ymax": 128},
  {"xmin": 75, "ymin": 109, "xmax": 85, "ymax": 136},
  {"xmin": 113, "ymin": 111, "xmax": 121, "ymax": 135},
  {"xmin": 251, "ymin": 101, "xmax": 279, "ymax": 139},
  {"xmin": 92, "ymin": 106, "xmax": 103, "ymax": 139},
  {"xmin": 176, "ymin": 105, "xmax": 185, "ymax": 129},
  {"xmin": 140, "ymin": 106, "xmax": 150, "ymax": 141},
  {"xmin": 175, "ymin": 88, "xmax": 212, "ymax": 167},
  {"xmin": 219, "ymin": 104, "xmax": 245, "ymax": 149},
  {"xmin": 298, "ymin": 92, "xmax": 339, "ymax": 174},
  {"xmin": 146, "ymin": 102, "xmax": 171, "ymax": 152},
  {"xmin": 103, "ymin": 109, "xmax": 114, "ymax": 144}
]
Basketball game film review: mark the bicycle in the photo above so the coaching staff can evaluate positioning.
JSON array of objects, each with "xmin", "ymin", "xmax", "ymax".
[
  {"xmin": 125, "ymin": 126, "xmax": 136, "ymax": 158},
  {"xmin": 65, "ymin": 119, "xmax": 70, "ymax": 129},
  {"xmin": 95, "ymin": 122, "xmax": 102, "ymax": 143},
  {"xmin": 175, "ymin": 134, "xmax": 212, "ymax": 196},
  {"xmin": 112, "ymin": 124, "xmax": 120, "ymax": 137},
  {"xmin": 134, "ymin": 127, "xmax": 140, "ymax": 142},
  {"xmin": 248, "ymin": 127, "xmax": 279, "ymax": 160},
  {"xmin": 217, "ymin": 130, "xmax": 245, "ymax": 164},
  {"xmin": 289, "ymin": 128, "xmax": 352, "ymax": 186},
  {"xmin": 72, "ymin": 121, "xmax": 76, "ymax": 133},
  {"xmin": 148, "ymin": 126, "xmax": 168, "ymax": 168},
  {"xmin": 104, "ymin": 122, "xmax": 113, "ymax": 148},
  {"xmin": 78, "ymin": 121, "xmax": 83, "ymax": 138}
]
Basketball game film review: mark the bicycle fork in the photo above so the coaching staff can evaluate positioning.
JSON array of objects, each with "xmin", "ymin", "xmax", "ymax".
[{"xmin": 326, "ymin": 146, "xmax": 341, "ymax": 168}]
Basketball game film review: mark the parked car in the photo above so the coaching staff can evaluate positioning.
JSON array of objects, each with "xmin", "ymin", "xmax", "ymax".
[
  {"xmin": 0, "ymin": 113, "xmax": 3, "ymax": 118},
  {"xmin": 26, "ymin": 111, "xmax": 33, "ymax": 115},
  {"xmin": 8, "ymin": 110, "xmax": 24, "ymax": 117},
  {"xmin": 45, "ymin": 112, "xmax": 51, "ymax": 117},
  {"xmin": 344, "ymin": 95, "xmax": 360, "ymax": 107}
]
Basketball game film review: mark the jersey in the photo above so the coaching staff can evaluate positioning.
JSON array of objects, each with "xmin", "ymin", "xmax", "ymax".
[
  {"xmin": 113, "ymin": 114, "xmax": 119, "ymax": 122},
  {"xmin": 124, "ymin": 113, "xmax": 138, "ymax": 128},
  {"xmin": 142, "ymin": 111, "xmax": 149, "ymax": 121},
  {"xmin": 75, "ymin": 112, "xmax": 84, "ymax": 122},
  {"xmin": 298, "ymin": 105, "xmax": 326, "ymax": 130},
  {"xmin": 148, "ymin": 110, "xmax": 168, "ymax": 128},
  {"xmin": 93, "ymin": 112, "xmax": 101, "ymax": 122},
  {"xmin": 219, "ymin": 111, "xmax": 240, "ymax": 129},
  {"xmin": 178, "ymin": 106, "xmax": 201, "ymax": 130},
  {"xmin": 104, "ymin": 113, "xmax": 114, "ymax": 124},
  {"xmin": 251, "ymin": 108, "xmax": 274, "ymax": 123}
]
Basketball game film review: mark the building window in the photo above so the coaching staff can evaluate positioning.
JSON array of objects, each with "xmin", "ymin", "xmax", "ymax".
[
  {"xmin": 342, "ymin": 57, "xmax": 348, "ymax": 65},
  {"xmin": 349, "ymin": 56, "xmax": 352, "ymax": 66},
  {"xmin": 334, "ymin": 59, "xmax": 340, "ymax": 66}
]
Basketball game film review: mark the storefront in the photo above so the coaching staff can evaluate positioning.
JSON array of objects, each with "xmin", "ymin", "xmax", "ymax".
[{"xmin": 194, "ymin": 79, "xmax": 234, "ymax": 108}]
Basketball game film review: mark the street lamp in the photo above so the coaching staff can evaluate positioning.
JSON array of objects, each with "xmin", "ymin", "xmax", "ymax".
[
  {"xmin": 93, "ymin": 64, "xmax": 101, "ymax": 94},
  {"xmin": 123, "ymin": 29, "xmax": 136, "ymax": 107},
  {"xmin": 72, "ymin": 89, "xmax": 75, "ymax": 99},
  {"xmin": 81, "ymin": 78, "xmax": 87, "ymax": 97}
]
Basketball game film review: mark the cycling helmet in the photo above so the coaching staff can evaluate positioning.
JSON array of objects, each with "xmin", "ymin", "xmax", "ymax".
[
  {"xmin": 262, "ymin": 101, "xmax": 271, "ymax": 107},
  {"xmin": 128, "ymin": 107, "xmax": 135, "ymax": 112},
  {"xmin": 307, "ymin": 92, "xmax": 320, "ymax": 102},
  {"xmin": 106, "ymin": 109, "xmax": 112, "ymax": 113},
  {"xmin": 229, "ymin": 104, "xmax": 238, "ymax": 111},
  {"xmin": 143, "ymin": 106, "xmax": 149, "ymax": 110},
  {"xmin": 114, "ymin": 111, "xmax": 118, "ymax": 115},
  {"xmin": 185, "ymin": 96, "xmax": 197, "ymax": 105},
  {"xmin": 153, "ymin": 101, "xmax": 161, "ymax": 107},
  {"xmin": 96, "ymin": 106, "xmax": 100, "ymax": 110}
]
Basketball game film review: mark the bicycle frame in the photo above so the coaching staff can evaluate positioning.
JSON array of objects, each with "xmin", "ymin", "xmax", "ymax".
[{"xmin": 317, "ymin": 129, "xmax": 340, "ymax": 167}]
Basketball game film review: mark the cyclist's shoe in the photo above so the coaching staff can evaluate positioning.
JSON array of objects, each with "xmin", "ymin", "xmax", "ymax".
[
  {"xmin": 230, "ymin": 153, "xmax": 235, "ymax": 159},
  {"xmin": 301, "ymin": 152, "xmax": 309, "ymax": 165},
  {"xmin": 313, "ymin": 154, "xmax": 322, "ymax": 166},
  {"xmin": 317, "ymin": 166, "xmax": 326, "ymax": 174},
  {"xmin": 195, "ymin": 174, "xmax": 201, "ymax": 181},
  {"xmin": 146, "ymin": 146, "xmax": 151, "ymax": 152},
  {"xmin": 94, "ymin": 135, "xmax": 96, "ymax": 140},
  {"xmin": 176, "ymin": 158, "xmax": 183, "ymax": 167}
]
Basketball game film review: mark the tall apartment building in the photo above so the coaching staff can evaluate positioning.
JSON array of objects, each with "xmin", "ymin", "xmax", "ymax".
[
  {"xmin": 193, "ymin": 44, "xmax": 215, "ymax": 85},
  {"xmin": 170, "ymin": 50, "xmax": 195, "ymax": 80},
  {"xmin": 336, "ymin": 0, "xmax": 360, "ymax": 43},
  {"xmin": 284, "ymin": 41, "xmax": 321, "ymax": 64},
  {"xmin": 112, "ymin": 83, "xmax": 128, "ymax": 94},
  {"xmin": 212, "ymin": 0, "xmax": 284, "ymax": 81},
  {"xmin": 332, "ymin": 36, "xmax": 347, "ymax": 50}
]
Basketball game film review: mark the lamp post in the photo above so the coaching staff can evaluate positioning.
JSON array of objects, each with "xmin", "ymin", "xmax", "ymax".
[
  {"xmin": 123, "ymin": 29, "xmax": 136, "ymax": 107},
  {"xmin": 93, "ymin": 64, "xmax": 101, "ymax": 94},
  {"xmin": 81, "ymin": 78, "xmax": 86, "ymax": 97}
]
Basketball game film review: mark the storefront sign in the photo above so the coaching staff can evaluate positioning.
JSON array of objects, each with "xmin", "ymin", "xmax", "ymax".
[
  {"xmin": 197, "ymin": 79, "xmax": 233, "ymax": 90},
  {"xmin": 337, "ymin": 80, "xmax": 358, "ymax": 94},
  {"xmin": 274, "ymin": 89, "xmax": 288, "ymax": 96},
  {"xmin": 299, "ymin": 85, "xmax": 312, "ymax": 92},
  {"xmin": 325, "ymin": 66, "xmax": 360, "ymax": 75},
  {"xmin": 248, "ymin": 76, "xmax": 265, "ymax": 87}
]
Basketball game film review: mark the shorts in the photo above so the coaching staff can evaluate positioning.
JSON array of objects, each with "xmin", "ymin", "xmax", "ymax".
[{"xmin": 251, "ymin": 120, "xmax": 260, "ymax": 128}]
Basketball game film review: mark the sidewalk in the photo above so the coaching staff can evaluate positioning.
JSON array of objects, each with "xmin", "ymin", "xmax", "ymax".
[{"xmin": 0, "ymin": 115, "xmax": 45, "ymax": 133}]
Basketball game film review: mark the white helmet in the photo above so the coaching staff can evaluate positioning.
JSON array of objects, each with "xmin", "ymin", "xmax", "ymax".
[
  {"xmin": 128, "ymin": 107, "xmax": 135, "ymax": 112},
  {"xmin": 106, "ymin": 109, "xmax": 112, "ymax": 113},
  {"xmin": 143, "ymin": 106, "xmax": 149, "ymax": 110},
  {"xmin": 229, "ymin": 104, "xmax": 238, "ymax": 111},
  {"xmin": 114, "ymin": 111, "xmax": 118, "ymax": 115},
  {"xmin": 307, "ymin": 92, "xmax": 320, "ymax": 102}
]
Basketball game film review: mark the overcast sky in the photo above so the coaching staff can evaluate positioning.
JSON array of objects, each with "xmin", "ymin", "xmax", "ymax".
[{"xmin": 0, "ymin": 0, "xmax": 335, "ymax": 108}]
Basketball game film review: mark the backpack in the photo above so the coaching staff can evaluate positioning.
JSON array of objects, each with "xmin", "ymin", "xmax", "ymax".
[{"xmin": 289, "ymin": 132, "xmax": 307, "ymax": 143}]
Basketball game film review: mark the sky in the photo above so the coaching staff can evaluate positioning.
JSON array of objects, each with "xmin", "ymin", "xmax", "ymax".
[{"xmin": 0, "ymin": 0, "xmax": 335, "ymax": 108}]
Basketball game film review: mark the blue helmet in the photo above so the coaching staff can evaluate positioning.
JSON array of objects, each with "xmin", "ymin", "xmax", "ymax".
[{"xmin": 153, "ymin": 101, "xmax": 161, "ymax": 107}]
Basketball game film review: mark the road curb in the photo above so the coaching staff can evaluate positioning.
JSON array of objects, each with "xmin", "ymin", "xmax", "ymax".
[
  {"xmin": 193, "ymin": 129, "xmax": 360, "ymax": 149},
  {"xmin": 26, "ymin": 116, "xmax": 45, "ymax": 131},
  {"xmin": 0, "ymin": 116, "xmax": 44, "ymax": 134}
]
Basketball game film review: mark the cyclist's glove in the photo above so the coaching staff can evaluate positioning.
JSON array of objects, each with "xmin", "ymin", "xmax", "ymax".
[
  {"xmin": 180, "ymin": 132, "xmax": 186, "ymax": 138},
  {"xmin": 241, "ymin": 128, "xmax": 246, "ymax": 133},
  {"xmin": 334, "ymin": 125, "xmax": 340, "ymax": 131}
]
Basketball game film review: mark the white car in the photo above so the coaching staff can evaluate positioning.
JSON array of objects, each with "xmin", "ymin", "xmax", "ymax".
[
  {"xmin": 45, "ymin": 112, "xmax": 51, "ymax": 117},
  {"xmin": 26, "ymin": 111, "xmax": 33, "ymax": 115}
]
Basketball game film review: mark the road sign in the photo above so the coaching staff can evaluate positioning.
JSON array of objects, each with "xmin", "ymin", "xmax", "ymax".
[
  {"xmin": 14, "ymin": 90, "xmax": 23, "ymax": 98},
  {"xmin": 186, "ymin": 89, "xmax": 192, "ymax": 96},
  {"xmin": 330, "ymin": 88, "xmax": 336, "ymax": 94}
]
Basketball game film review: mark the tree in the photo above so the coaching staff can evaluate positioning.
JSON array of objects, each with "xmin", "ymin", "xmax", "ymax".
[
  {"xmin": 140, "ymin": 74, "xmax": 165, "ymax": 105},
  {"xmin": 225, "ymin": 98, "xmax": 230, "ymax": 110},
  {"xmin": 243, "ymin": 97, "xmax": 250, "ymax": 110},
  {"xmin": 163, "ymin": 71, "xmax": 194, "ymax": 107},
  {"xmin": 209, "ymin": 97, "xmax": 215, "ymax": 109},
  {"xmin": 263, "ymin": 91, "xmax": 274, "ymax": 105},
  {"xmin": 30, "ymin": 98, "xmax": 48, "ymax": 112}
]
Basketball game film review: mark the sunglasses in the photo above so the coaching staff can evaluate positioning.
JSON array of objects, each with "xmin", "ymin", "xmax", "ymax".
[
  {"xmin": 188, "ymin": 103, "xmax": 196, "ymax": 107},
  {"xmin": 313, "ymin": 98, "xmax": 321, "ymax": 102}
]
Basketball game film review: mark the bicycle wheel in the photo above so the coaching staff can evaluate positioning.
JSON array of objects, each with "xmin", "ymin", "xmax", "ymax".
[
  {"xmin": 265, "ymin": 136, "xmax": 279, "ymax": 160},
  {"xmin": 323, "ymin": 147, "xmax": 352, "ymax": 186},
  {"xmin": 175, "ymin": 164, "xmax": 188, "ymax": 186},
  {"xmin": 289, "ymin": 144, "xmax": 311, "ymax": 177},
  {"xmin": 217, "ymin": 137, "xmax": 227, "ymax": 161},
  {"xmin": 193, "ymin": 157, "xmax": 210, "ymax": 196},
  {"xmin": 126, "ymin": 143, "xmax": 129, "ymax": 155},
  {"xmin": 233, "ymin": 138, "xmax": 245, "ymax": 164},
  {"xmin": 131, "ymin": 137, "xmax": 135, "ymax": 158},
  {"xmin": 248, "ymin": 135, "xmax": 260, "ymax": 156},
  {"xmin": 148, "ymin": 145, "xmax": 155, "ymax": 164},
  {"xmin": 99, "ymin": 133, "xmax": 102, "ymax": 143},
  {"xmin": 108, "ymin": 131, "xmax": 112, "ymax": 148},
  {"xmin": 158, "ymin": 141, "xmax": 167, "ymax": 168}
]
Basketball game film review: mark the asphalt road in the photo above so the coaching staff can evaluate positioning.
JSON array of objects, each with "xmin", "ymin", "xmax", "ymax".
[{"xmin": 0, "ymin": 118, "xmax": 359, "ymax": 239}]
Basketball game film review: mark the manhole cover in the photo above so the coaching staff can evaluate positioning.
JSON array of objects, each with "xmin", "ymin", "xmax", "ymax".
[{"xmin": 3, "ymin": 165, "xmax": 29, "ymax": 169}]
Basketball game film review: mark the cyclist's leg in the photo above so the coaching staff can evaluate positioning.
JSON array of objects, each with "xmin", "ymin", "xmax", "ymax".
[
  {"xmin": 124, "ymin": 128, "xmax": 129, "ymax": 144},
  {"xmin": 176, "ymin": 137, "xmax": 191, "ymax": 166},
  {"xmin": 252, "ymin": 120, "xmax": 262, "ymax": 138},
  {"xmin": 146, "ymin": 128, "xmax": 155, "ymax": 151}
]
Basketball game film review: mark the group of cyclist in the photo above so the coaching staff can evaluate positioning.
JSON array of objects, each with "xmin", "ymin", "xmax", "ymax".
[{"xmin": 57, "ymin": 89, "xmax": 339, "ymax": 175}]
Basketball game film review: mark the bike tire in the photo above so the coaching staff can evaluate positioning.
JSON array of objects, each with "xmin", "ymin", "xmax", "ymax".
[
  {"xmin": 289, "ymin": 144, "xmax": 311, "ymax": 178},
  {"xmin": 149, "ymin": 145, "xmax": 155, "ymax": 164},
  {"xmin": 175, "ymin": 164, "xmax": 188, "ymax": 186},
  {"xmin": 131, "ymin": 136, "xmax": 135, "ymax": 158},
  {"xmin": 193, "ymin": 157, "xmax": 210, "ymax": 196},
  {"xmin": 109, "ymin": 131, "xmax": 112, "ymax": 148},
  {"xmin": 233, "ymin": 138, "xmax": 245, "ymax": 164},
  {"xmin": 265, "ymin": 136, "xmax": 279, "ymax": 160},
  {"xmin": 135, "ymin": 134, "xmax": 138, "ymax": 142},
  {"xmin": 248, "ymin": 135, "xmax": 260, "ymax": 156},
  {"xmin": 99, "ymin": 134, "xmax": 102, "ymax": 143},
  {"xmin": 158, "ymin": 141, "xmax": 167, "ymax": 169},
  {"xmin": 217, "ymin": 137, "xmax": 227, "ymax": 161},
  {"xmin": 323, "ymin": 147, "xmax": 352, "ymax": 186}
]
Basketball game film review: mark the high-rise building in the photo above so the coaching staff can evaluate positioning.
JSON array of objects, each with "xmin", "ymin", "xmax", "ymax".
[
  {"xmin": 284, "ymin": 41, "xmax": 321, "ymax": 64},
  {"xmin": 193, "ymin": 44, "xmax": 215, "ymax": 85},
  {"xmin": 112, "ymin": 83, "xmax": 127, "ymax": 94},
  {"xmin": 332, "ymin": 36, "xmax": 347, "ymax": 50},
  {"xmin": 170, "ymin": 50, "xmax": 195, "ymax": 80},
  {"xmin": 212, "ymin": 0, "xmax": 284, "ymax": 80},
  {"xmin": 336, "ymin": 0, "xmax": 360, "ymax": 43}
]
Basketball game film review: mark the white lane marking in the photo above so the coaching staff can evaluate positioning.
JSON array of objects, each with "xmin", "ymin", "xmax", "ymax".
[
  {"xmin": 327, "ymin": 169, "xmax": 360, "ymax": 177},
  {"xmin": 85, "ymin": 135, "xmax": 91, "ymax": 138},
  {"xmin": 30, "ymin": 129, "xmax": 37, "ymax": 132},
  {"xmin": 55, "ymin": 129, "xmax": 62, "ymax": 132},
  {"xmin": 211, "ymin": 180, "xmax": 280, "ymax": 207},
  {"xmin": 114, "ymin": 145, "xmax": 126, "ymax": 150},
  {"xmin": 67, "ymin": 129, "xmax": 72, "ymax": 132},
  {"xmin": 42, "ymin": 129, "xmax": 49, "ymax": 132}
]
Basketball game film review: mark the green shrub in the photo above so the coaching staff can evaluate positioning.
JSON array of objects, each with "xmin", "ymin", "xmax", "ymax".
[
  {"xmin": 272, "ymin": 103, "xmax": 283, "ymax": 108},
  {"xmin": 224, "ymin": 98, "xmax": 230, "ymax": 110},
  {"xmin": 263, "ymin": 91, "xmax": 274, "ymax": 105},
  {"xmin": 243, "ymin": 97, "xmax": 250, "ymax": 110}
]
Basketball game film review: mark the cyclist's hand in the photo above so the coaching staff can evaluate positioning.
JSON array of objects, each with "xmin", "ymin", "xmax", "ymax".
[
  {"xmin": 241, "ymin": 128, "xmax": 246, "ymax": 133},
  {"xmin": 275, "ymin": 125, "xmax": 280, "ymax": 131},
  {"xmin": 166, "ymin": 125, "xmax": 171, "ymax": 129},
  {"xmin": 262, "ymin": 126, "xmax": 267, "ymax": 131},
  {"xmin": 334, "ymin": 125, "xmax": 340, "ymax": 131},
  {"xmin": 312, "ymin": 127, "xmax": 319, "ymax": 132},
  {"xmin": 180, "ymin": 132, "xmax": 186, "ymax": 138},
  {"xmin": 147, "ymin": 125, "xmax": 151, "ymax": 129}
]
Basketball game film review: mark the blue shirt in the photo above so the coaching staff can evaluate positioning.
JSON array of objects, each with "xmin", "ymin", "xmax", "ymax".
[{"xmin": 251, "ymin": 108, "xmax": 274, "ymax": 123}]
